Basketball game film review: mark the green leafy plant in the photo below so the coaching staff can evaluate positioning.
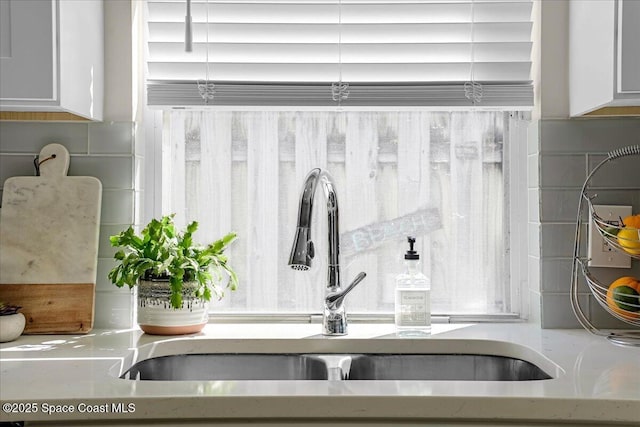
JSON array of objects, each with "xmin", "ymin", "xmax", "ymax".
[
  {"xmin": 108, "ymin": 214, "xmax": 238, "ymax": 309},
  {"xmin": 0, "ymin": 302, "xmax": 22, "ymax": 316}
]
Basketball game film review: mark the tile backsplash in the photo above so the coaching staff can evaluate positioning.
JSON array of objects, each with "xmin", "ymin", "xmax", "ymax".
[
  {"xmin": 533, "ymin": 118, "xmax": 640, "ymax": 329},
  {"xmin": 0, "ymin": 121, "xmax": 139, "ymax": 329}
]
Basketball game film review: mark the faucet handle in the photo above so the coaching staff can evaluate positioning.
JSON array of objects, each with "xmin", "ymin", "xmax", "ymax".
[{"xmin": 325, "ymin": 272, "xmax": 367, "ymax": 310}]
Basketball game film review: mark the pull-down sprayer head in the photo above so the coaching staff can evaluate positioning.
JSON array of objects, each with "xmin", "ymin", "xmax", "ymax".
[{"xmin": 289, "ymin": 227, "xmax": 314, "ymax": 271}]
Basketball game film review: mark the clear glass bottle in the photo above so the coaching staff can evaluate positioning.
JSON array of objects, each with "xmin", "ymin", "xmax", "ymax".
[{"xmin": 395, "ymin": 236, "xmax": 431, "ymax": 336}]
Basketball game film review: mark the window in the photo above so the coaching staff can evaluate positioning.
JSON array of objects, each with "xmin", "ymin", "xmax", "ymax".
[
  {"xmin": 160, "ymin": 110, "xmax": 528, "ymax": 316},
  {"xmin": 144, "ymin": 0, "xmax": 533, "ymax": 318}
]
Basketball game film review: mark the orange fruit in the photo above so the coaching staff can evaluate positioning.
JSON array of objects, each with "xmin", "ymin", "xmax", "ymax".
[
  {"xmin": 622, "ymin": 214, "xmax": 640, "ymax": 229},
  {"xmin": 606, "ymin": 276, "xmax": 640, "ymax": 321}
]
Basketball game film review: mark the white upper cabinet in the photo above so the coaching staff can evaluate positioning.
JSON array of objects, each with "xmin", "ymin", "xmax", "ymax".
[
  {"xmin": 570, "ymin": 0, "xmax": 640, "ymax": 116},
  {"xmin": 0, "ymin": 0, "xmax": 103, "ymax": 120}
]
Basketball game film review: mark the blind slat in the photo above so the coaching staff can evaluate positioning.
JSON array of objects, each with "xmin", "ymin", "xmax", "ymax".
[
  {"xmin": 149, "ymin": 42, "xmax": 533, "ymax": 63},
  {"xmin": 148, "ymin": 62, "xmax": 532, "ymax": 82},
  {"xmin": 148, "ymin": 22, "xmax": 533, "ymax": 43},
  {"xmin": 149, "ymin": 2, "xmax": 532, "ymax": 23}
]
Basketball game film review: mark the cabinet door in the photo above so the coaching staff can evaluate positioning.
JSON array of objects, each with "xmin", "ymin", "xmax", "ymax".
[
  {"xmin": 618, "ymin": 0, "xmax": 640, "ymax": 93},
  {"xmin": 0, "ymin": 0, "xmax": 56, "ymax": 101}
]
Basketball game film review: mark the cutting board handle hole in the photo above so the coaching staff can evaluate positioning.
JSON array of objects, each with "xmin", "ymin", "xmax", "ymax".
[{"xmin": 34, "ymin": 154, "xmax": 57, "ymax": 176}]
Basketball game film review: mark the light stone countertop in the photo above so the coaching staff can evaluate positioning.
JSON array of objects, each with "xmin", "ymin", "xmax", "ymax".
[{"xmin": 0, "ymin": 323, "xmax": 639, "ymax": 425}]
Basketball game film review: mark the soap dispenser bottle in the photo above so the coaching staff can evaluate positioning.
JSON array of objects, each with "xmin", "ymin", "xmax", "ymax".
[{"xmin": 395, "ymin": 236, "xmax": 431, "ymax": 336}]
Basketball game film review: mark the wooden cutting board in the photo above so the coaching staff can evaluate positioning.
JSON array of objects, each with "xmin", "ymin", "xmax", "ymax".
[{"xmin": 0, "ymin": 143, "xmax": 102, "ymax": 333}]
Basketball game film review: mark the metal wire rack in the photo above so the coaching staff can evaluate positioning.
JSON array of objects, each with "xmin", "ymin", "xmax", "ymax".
[{"xmin": 571, "ymin": 144, "xmax": 640, "ymax": 347}]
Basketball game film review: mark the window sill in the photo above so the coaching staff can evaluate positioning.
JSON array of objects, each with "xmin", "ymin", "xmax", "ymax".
[{"xmin": 207, "ymin": 313, "xmax": 524, "ymax": 324}]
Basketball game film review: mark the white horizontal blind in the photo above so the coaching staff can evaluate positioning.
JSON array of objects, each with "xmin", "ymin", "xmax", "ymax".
[{"xmin": 146, "ymin": 0, "xmax": 534, "ymax": 107}]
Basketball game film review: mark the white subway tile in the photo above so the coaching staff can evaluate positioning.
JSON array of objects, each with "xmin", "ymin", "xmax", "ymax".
[
  {"xmin": 528, "ymin": 256, "xmax": 540, "ymax": 293},
  {"xmin": 541, "ymin": 293, "xmax": 587, "ymax": 328},
  {"xmin": 528, "ymin": 188, "xmax": 539, "ymax": 222},
  {"xmin": 539, "ymin": 154, "xmax": 586, "ymax": 188},
  {"xmin": 0, "ymin": 155, "xmax": 36, "ymax": 185},
  {"xmin": 0, "ymin": 122, "xmax": 89, "ymax": 154},
  {"xmin": 69, "ymin": 156, "xmax": 133, "ymax": 189},
  {"xmin": 93, "ymin": 291, "xmax": 133, "ymax": 329},
  {"xmin": 588, "ymin": 154, "xmax": 640, "ymax": 189},
  {"xmin": 88, "ymin": 122, "xmax": 134, "ymax": 155},
  {"xmin": 540, "ymin": 223, "xmax": 580, "ymax": 258},
  {"xmin": 100, "ymin": 190, "xmax": 134, "ymax": 224},
  {"xmin": 527, "ymin": 223, "xmax": 540, "ymax": 257}
]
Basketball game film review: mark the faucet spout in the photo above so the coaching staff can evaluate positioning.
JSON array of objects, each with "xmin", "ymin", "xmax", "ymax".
[
  {"xmin": 288, "ymin": 168, "xmax": 365, "ymax": 335},
  {"xmin": 288, "ymin": 168, "xmax": 341, "ymax": 289}
]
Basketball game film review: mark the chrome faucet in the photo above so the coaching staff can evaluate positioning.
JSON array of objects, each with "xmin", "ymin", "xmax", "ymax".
[{"xmin": 288, "ymin": 168, "xmax": 366, "ymax": 336}]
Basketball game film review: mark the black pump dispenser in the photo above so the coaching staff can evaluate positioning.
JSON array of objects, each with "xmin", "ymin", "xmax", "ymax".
[{"xmin": 404, "ymin": 236, "xmax": 419, "ymax": 260}]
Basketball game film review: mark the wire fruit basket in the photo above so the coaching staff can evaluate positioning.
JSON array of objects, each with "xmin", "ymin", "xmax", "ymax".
[{"xmin": 571, "ymin": 145, "xmax": 640, "ymax": 347}]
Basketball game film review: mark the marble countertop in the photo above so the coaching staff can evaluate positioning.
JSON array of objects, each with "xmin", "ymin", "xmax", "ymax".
[{"xmin": 1, "ymin": 323, "xmax": 639, "ymax": 425}]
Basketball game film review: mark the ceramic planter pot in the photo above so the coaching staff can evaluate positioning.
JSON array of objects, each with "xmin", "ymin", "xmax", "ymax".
[
  {"xmin": 0, "ymin": 313, "xmax": 26, "ymax": 342},
  {"xmin": 137, "ymin": 278, "xmax": 209, "ymax": 335}
]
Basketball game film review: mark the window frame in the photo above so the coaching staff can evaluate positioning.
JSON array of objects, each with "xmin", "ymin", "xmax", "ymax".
[
  {"xmin": 141, "ymin": 108, "xmax": 530, "ymax": 323},
  {"xmin": 136, "ymin": 0, "xmax": 533, "ymax": 323}
]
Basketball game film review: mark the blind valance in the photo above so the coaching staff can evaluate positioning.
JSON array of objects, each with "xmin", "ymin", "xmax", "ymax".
[{"xmin": 146, "ymin": 0, "xmax": 533, "ymax": 108}]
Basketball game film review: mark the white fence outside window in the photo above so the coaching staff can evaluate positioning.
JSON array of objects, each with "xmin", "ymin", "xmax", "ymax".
[{"xmin": 162, "ymin": 110, "xmax": 523, "ymax": 316}]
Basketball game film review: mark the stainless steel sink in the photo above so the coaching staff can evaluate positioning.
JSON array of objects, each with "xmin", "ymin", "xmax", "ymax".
[
  {"xmin": 347, "ymin": 354, "xmax": 552, "ymax": 381},
  {"xmin": 120, "ymin": 353, "xmax": 553, "ymax": 381},
  {"xmin": 121, "ymin": 354, "xmax": 328, "ymax": 380}
]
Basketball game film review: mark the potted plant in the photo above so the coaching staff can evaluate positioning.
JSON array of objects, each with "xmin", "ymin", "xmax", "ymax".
[
  {"xmin": 0, "ymin": 302, "xmax": 26, "ymax": 343},
  {"xmin": 108, "ymin": 214, "xmax": 238, "ymax": 335}
]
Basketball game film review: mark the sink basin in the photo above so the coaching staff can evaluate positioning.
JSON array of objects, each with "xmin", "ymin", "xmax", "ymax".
[
  {"xmin": 347, "ymin": 354, "xmax": 552, "ymax": 381},
  {"xmin": 120, "ymin": 353, "xmax": 552, "ymax": 381},
  {"xmin": 121, "ymin": 354, "xmax": 328, "ymax": 381},
  {"xmin": 117, "ymin": 336, "xmax": 559, "ymax": 382}
]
